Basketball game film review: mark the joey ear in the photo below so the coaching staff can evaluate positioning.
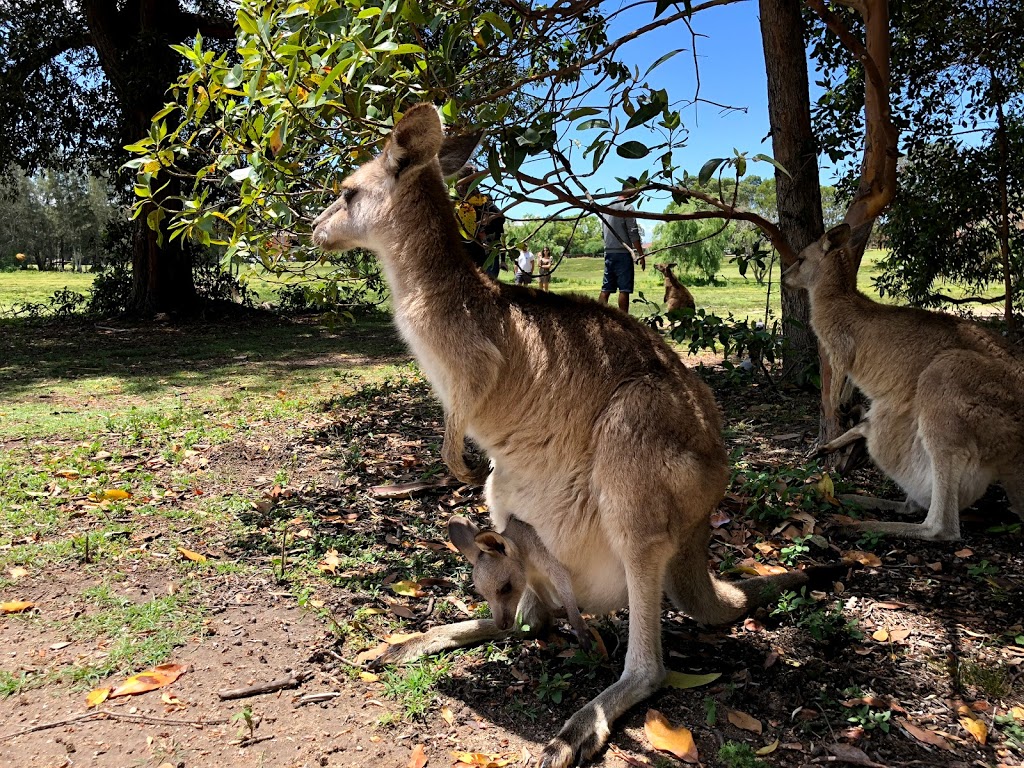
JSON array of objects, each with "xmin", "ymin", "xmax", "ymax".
[
  {"xmin": 438, "ymin": 131, "xmax": 484, "ymax": 179},
  {"xmin": 448, "ymin": 516, "xmax": 482, "ymax": 565},
  {"xmin": 666, "ymin": 262, "xmax": 676, "ymax": 269},
  {"xmin": 474, "ymin": 531, "xmax": 512, "ymax": 558},
  {"xmin": 821, "ymin": 223, "xmax": 851, "ymax": 252},
  {"xmin": 382, "ymin": 103, "xmax": 443, "ymax": 178}
]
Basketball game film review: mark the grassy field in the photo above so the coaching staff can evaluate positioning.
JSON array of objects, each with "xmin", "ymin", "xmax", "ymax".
[{"xmin": 1, "ymin": 250, "xmax": 892, "ymax": 319}]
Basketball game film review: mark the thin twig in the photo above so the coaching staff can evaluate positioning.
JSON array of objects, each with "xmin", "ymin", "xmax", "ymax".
[{"xmin": 0, "ymin": 710, "xmax": 231, "ymax": 743}]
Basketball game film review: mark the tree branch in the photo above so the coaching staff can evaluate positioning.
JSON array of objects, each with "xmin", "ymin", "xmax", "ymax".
[
  {"xmin": 2, "ymin": 32, "xmax": 94, "ymax": 84},
  {"xmin": 931, "ymin": 293, "xmax": 1007, "ymax": 306}
]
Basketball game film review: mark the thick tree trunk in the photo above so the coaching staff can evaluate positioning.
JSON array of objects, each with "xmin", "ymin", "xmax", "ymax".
[
  {"xmin": 84, "ymin": 0, "xmax": 198, "ymax": 316},
  {"xmin": 759, "ymin": 0, "xmax": 826, "ymax": 394},
  {"xmin": 996, "ymin": 99, "xmax": 1016, "ymax": 338}
]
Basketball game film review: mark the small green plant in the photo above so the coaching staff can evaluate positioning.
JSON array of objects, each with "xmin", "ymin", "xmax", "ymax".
[
  {"xmin": 731, "ymin": 462, "xmax": 844, "ymax": 524},
  {"xmin": 847, "ymin": 703, "xmax": 891, "ymax": 732},
  {"xmin": 718, "ymin": 741, "xmax": 768, "ymax": 768},
  {"xmin": 779, "ymin": 536, "xmax": 811, "ymax": 565},
  {"xmin": 855, "ymin": 530, "xmax": 884, "ymax": 550},
  {"xmin": 967, "ymin": 559, "xmax": 1000, "ymax": 580},
  {"xmin": 994, "ymin": 713, "xmax": 1024, "ymax": 752},
  {"xmin": 232, "ymin": 706, "xmax": 257, "ymax": 740},
  {"xmin": 381, "ymin": 658, "xmax": 450, "ymax": 720},
  {"xmin": 771, "ymin": 589, "xmax": 862, "ymax": 643},
  {"xmin": 704, "ymin": 696, "xmax": 718, "ymax": 726},
  {"xmin": 536, "ymin": 671, "xmax": 573, "ymax": 704}
]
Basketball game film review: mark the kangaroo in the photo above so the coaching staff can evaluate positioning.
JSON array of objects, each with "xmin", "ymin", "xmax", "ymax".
[
  {"xmin": 312, "ymin": 104, "xmax": 838, "ymax": 767},
  {"xmin": 448, "ymin": 515, "xmax": 593, "ymax": 650},
  {"xmin": 654, "ymin": 262, "xmax": 696, "ymax": 313},
  {"xmin": 786, "ymin": 223, "xmax": 1024, "ymax": 540}
]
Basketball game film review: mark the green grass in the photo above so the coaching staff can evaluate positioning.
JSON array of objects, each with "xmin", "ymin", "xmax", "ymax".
[
  {"xmin": 381, "ymin": 657, "xmax": 452, "ymax": 720},
  {"xmin": 0, "ymin": 268, "xmax": 95, "ymax": 313}
]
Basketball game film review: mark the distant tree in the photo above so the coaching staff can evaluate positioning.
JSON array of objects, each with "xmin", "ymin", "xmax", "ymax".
[
  {"xmin": 506, "ymin": 216, "xmax": 603, "ymax": 257},
  {"xmin": 0, "ymin": 0, "xmax": 236, "ymax": 314},
  {"xmin": 651, "ymin": 203, "xmax": 728, "ymax": 282}
]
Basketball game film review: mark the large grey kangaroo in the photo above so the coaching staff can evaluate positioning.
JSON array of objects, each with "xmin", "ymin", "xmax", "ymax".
[
  {"xmin": 313, "ymin": 104, "xmax": 837, "ymax": 767},
  {"xmin": 787, "ymin": 223, "xmax": 1024, "ymax": 541}
]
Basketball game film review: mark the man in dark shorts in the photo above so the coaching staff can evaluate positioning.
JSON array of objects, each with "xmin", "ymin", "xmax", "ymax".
[{"xmin": 598, "ymin": 189, "xmax": 645, "ymax": 313}]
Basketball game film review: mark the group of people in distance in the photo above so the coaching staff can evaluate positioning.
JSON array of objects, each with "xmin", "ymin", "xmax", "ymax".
[{"xmin": 456, "ymin": 171, "xmax": 646, "ymax": 312}]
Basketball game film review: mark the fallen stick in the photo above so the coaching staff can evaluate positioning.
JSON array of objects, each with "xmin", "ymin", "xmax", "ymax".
[
  {"xmin": 0, "ymin": 711, "xmax": 230, "ymax": 742},
  {"xmin": 294, "ymin": 692, "xmax": 343, "ymax": 707},
  {"xmin": 217, "ymin": 670, "xmax": 312, "ymax": 700}
]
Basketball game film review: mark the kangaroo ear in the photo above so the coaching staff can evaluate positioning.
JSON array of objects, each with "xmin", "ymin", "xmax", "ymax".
[
  {"xmin": 382, "ymin": 103, "xmax": 443, "ymax": 178},
  {"xmin": 474, "ymin": 531, "xmax": 512, "ymax": 558},
  {"xmin": 821, "ymin": 223, "xmax": 851, "ymax": 252},
  {"xmin": 666, "ymin": 262, "xmax": 676, "ymax": 269},
  {"xmin": 448, "ymin": 516, "xmax": 482, "ymax": 565},
  {"xmin": 439, "ymin": 131, "xmax": 483, "ymax": 179}
]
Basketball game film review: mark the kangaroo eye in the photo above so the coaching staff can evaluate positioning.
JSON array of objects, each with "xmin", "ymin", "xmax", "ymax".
[
  {"xmin": 497, "ymin": 583, "xmax": 513, "ymax": 596},
  {"xmin": 342, "ymin": 187, "xmax": 358, "ymax": 205}
]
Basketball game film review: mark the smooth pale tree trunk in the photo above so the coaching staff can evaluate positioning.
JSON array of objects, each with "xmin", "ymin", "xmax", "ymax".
[{"xmin": 759, "ymin": 0, "xmax": 832, "ymax": 432}]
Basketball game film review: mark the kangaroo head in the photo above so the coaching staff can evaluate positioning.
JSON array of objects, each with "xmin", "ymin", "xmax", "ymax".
[
  {"xmin": 782, "ymin": 223, "xmax": 852, "ymax": 291},
  {"xmin": 448, "ymin": 515, "xmax": 526, "ymax": 631},
  {"xmin": 311, "ymin": 103, "xmax": 481, "ymax": 254},
  {"xmin": 654, "ymin": 262, "xmax": 677, "ymax": 277}
]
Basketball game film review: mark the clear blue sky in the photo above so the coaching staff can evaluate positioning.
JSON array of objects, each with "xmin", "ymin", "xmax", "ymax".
[{"xmin": 508, "ymin": 0, "xmax": 837, "ymax": 218}]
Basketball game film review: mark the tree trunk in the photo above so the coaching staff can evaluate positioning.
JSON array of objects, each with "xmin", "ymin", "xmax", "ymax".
[
  {"xmin": 996, "ymin": 99, "xmax": 1016, "ymax": 338},
  {"xmin": 84, "ymin": 0, "xmax": 199, "ymax": 316},
  {"xmin": 759, "ymin": 0, "xmax": 826, "ymax": 385}
]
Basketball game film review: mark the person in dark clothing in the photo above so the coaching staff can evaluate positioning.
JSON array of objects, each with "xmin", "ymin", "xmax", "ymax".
[{"xmin": 455, "ymin": 167, "xmax": 506, "ymax": 280}]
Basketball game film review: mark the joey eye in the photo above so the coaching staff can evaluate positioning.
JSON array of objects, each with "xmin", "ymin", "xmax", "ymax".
[
  {"xmin": 497, "ymin": 582, "xmax": 513, "ymax": 596},
  {"xmin": 342, "ymin": 187, "xmax": 358, "ymax": 205}
]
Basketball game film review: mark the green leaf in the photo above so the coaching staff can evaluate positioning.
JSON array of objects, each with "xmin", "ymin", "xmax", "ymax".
[
  {"xmin": 654, "ymin": 0, "xmax": 677, "ymax": 18},
  {"xmin": 229, "ymin": 167, "xmax": 253, "ymax": 183},
  {"xmin": 664, "ymin": 671, "xmax": 721, "ymax": 689},
  {"xmin": 644, "ymin": 49, "xmax": 685, "ymax": 78},
  {"xmin": 625, "ymin": 100, "xmax": 664, "ymax": 130},
  {"xmin": 577, "ymin": 118, "xmax": 610, "ymax": 131},
  {"xmin": 311, "ymin": 65, "xmax": 345, "ymax": 104},
  {"xmin": 478, "ymin": 11, "xmax": 513, "ymax": 38},
  {"xmin": 567, "ymin": 107, "xmax": 602, "ymax": 122},
  {"xmin": 698, "ymin": 157, "xmax": 726, "ymax": 186},
  {"xmin": 224, "ymin": 64, "xmax": 243, "ymax": 88},
  {"xmin": 617, "ymin": 141, "xmax": 650, "ymax": 159},
  {"xmin": 236, "ymin": 9, "xmax": 258, "ymax": 35},
  {"xmin": 736, "ymin": 156, "xmax": 747, "ymax": 176},
  {"xmin": 753, "ymin": 153, "xmax": 792, "ymax": 179}
]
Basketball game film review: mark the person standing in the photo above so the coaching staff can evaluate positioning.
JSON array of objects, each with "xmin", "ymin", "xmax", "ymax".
[
  {"xmin": 537, "ymin": 247, "xmax": 554, "ymax": 292},
  {"xmin": 598, "ymin": 189, "xmax": 645, "ymax": 313},
  {"xmin": 515, "ymin": 244, "xmax": 535, "ymax": 286}
]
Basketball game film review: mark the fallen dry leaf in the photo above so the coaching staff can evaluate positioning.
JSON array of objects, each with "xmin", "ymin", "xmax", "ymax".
[
  {"xmin": 176, "ymin": 547, "xmax": 206, "ymax": 563},
  {"xmin": 450, "ymin": 752, "xmax": 512, "ymax": 767},
  {"xmin": 95, "ymin": 488, "xmax": 131, "ymax": 501},
  {"xmin": 727, "ymin": 709, "xmax": 763, "ymax": 734},
  {"xmin": 359, "ymin": 671, "xmax": 379, "ymax": 683},
  {"xmin": 318, "ymin": 550, "xmax": 342, "ymax": 574},
  {"xmin": 407, "ymin": 743, "xmax": 428, "ymax": 768},
  {"xmin": 1011, "ymin": 706, "xmax": 1024, "ymax": 722},
  {"xmin": 9, "ymin": 567, "xmax": 29, "ymax": 581},
  {"xmin": 953, "ymin": 547, "xmax": 973, "ymax": 558},
  {"xmin": 897, "ymin": 717, "xmax": 952, "ymax": 750},
  {"xmin": 110, "ymin": 663, "xmax": 189, "ymax": 698},
  {"xmin": 889, "ymin": 628, "xmax": 912, "ymax": 643},
  {"xmin": 959, "ymin": 715, "xmax": 987, "ymax": 744},
  {"xmin": 440, "ymin": 706, "xmax": 455, "ymax": 726},
  {"xmin": 756, "ymin": 738, "xmax": 779, "ymax": 756},
  {"xmin": 0, "ymin": 600, "xmax": 34, "ymax": 614},
  {"xmin": 390, "ymin": 580, "xmax": 426, "ymax": 598},
  {"xmin": 663, "ymin": 671, "xmax": 721, "ymax": 690},
  {"xmin": 872, "ymin": 629, "xmax": 889, "ymax": 642},
  {"xmin": 843, "ymin": 550, "xmax": 882, "ymax": 567},
  {"xmin": 827, "ymin": 743, "xmax": 886, "ymax": 767},
  {"xmin": 161, "ymin": 692, "xmax": 183, "ymax": 706},
  {"xmin": 85, "ymin": 687, "xmax": 110, "ymax": 708},
  {"xmin": 644, "ymin": 709, "xmax": 699, "ymax": 763}
]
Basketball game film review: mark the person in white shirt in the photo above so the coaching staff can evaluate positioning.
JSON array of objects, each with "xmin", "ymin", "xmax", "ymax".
[{"xmin": 515, "ymin": 245, "xmax": 535, "ymax": 286}]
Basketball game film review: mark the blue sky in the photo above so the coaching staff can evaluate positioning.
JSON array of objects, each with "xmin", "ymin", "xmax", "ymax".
[{"xmin": 508, "ymin": 0, "xmax": 838, "ymax": 218}]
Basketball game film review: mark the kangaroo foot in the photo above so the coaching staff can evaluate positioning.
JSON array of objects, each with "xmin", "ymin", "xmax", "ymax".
[{"xmin": 849, "ymin": 519, "xmax": 960, "ymax": 542}]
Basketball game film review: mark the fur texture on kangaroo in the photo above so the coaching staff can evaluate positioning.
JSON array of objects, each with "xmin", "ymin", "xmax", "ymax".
[
  {"xmin": 654, "ymin": 262, "xmax": 696, "ymax": 312},
  {"xmin": 313, "ymin": 104, "xmax": 837, "ymax": 767},
  {"xmin": 787, "ymin": 223, "xmax": 1024, "ymax": 541},
  {"xmin": 448, "ymin": 515, "xmax": 593, "ymax": 650}
]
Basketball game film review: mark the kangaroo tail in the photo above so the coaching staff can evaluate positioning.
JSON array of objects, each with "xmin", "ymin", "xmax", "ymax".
[{"xmin": 665, "ymin": 544, "xmax": 847, "ymax": 626}]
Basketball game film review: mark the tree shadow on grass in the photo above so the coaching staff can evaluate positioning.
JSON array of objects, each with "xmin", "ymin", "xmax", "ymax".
[{"xmin": 0, "ymin": 312, "xmax": 409, "ymax": 397}]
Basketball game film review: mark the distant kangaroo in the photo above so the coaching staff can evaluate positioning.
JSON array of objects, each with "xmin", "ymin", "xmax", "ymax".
[
  {"xmin": 313, "ymin": 104, "xmax": 837, "ymax": 767},
  {"xmin": 787, "ymin": 223, "xmax": 1024, "ymax": 541},
  {"xmin": 448, "ymin": 515, "xmax": 593, "ymax": 650},
  {"xmin": 654, "ymin": 262, "xmax": 696, "ymax": 312}
]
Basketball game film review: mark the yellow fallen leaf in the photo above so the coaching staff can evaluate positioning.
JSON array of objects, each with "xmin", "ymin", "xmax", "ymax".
[
  {"xmin": 55, "ymin": 469, "xmax": 80, "ymax": 479},
  {"xmin": 176, "ymin": 547, "xmax": 207, "ymax": 563},
  {"xmin": 843, "ymin": 550, "xmax": 882, "ymax": 567},
  {"xmin": 86, "ymin": 687, "xmax": 110, "ymax": 708},
  {"xmin": 816, "ymin": 473, "xmax": 835, "ymax": 498},
  {"xmin": 1, "ymin": 600, "xmax": 34, "ymax": 614},
  {"xmin": 756, "ymin": 738, "xmax": 779, "ymax": 756},
  {"xmin": 8, "ymin": 567, "xmax": 29, "ymax": 581},
  {"xmin": 727, "ymin": 709, "xmax": 763, "ymax": 734},
  {"xmin": 663, "ymin": 671, "xmax": 721, "ymax": 690},
  {"xmin": 872, "ymin": 629, "xmax": 889, "ymax": 642},
  {"xmin": 644, "ymin": 709, "xmax": 699, "ymax": 763},
  {"xmin": 359, "ymin": 671, "xmax": 379, "ymax": 683},
  {"xmin": 440, "ymin": 705, "xmax": 455, "ymax": 726},
  {"xmin": 960, "ymin": 715, "xmax": 987, "ymax": 744},
  {"xmin": 450, "ymin": 753, "xmax": 512, "ymax": 767},
  {"xmin": 390, "ymin": 580, "xmax": 425, "ymax": 598},
  {"xmin": 97, "ymin": 489, "xmax": 131, "ymax": 501},
  {"xmin": 161, "ymin": 692, "xmax": 182, "ymax": 705},
  {"xmin": 1011, "ymin": 706, "xmax": 1024, "ymax": 723},
  {"xmin": 110, "ymin": 663, "xmax": 189, "ymax": 697}
]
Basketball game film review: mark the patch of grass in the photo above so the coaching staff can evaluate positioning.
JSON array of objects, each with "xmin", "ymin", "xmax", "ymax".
[
  {"xmin": 0, "ymin": 670, "xmax": 36, "ymax": 697},
  {"xmin": 59, "ymin": 581, "xmax": 207, "ymax": 687},
  {"xmin": 771, "ymin": 589, "xmax": 863, "ymax": 644},
  {"xmin": 718, "ymin": 741, "xmax": 769, "ymax": 768},
  {"xmin": 381, "ymin": 657, "xmax": 452, "ymax": 720},
  {"xmin": 0, "ymin": 269, "xmax": 95, "ymax": 313},
  {"xmin": 957, "ymin": 658, "xmax": 1013, "ymax": 699}
]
